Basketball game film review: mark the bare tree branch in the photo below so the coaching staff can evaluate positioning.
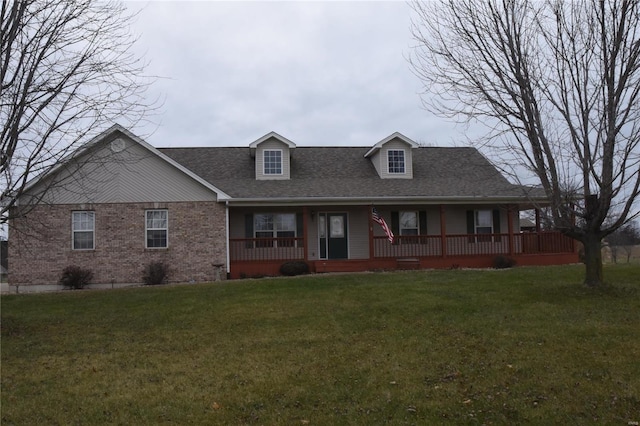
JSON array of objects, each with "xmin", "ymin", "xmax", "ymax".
[
  {"xmin": 1, "ymin": 0, "xmax": 158, "ymax": 223},
  {"xmin": 409, "ymin": 0, "xmax": 640, "ymax": 286}
]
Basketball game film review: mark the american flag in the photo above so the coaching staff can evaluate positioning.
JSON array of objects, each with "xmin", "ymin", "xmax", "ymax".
[{"xmin": 372, "ymin": 207, "xmax": 394, "ymax": 244}]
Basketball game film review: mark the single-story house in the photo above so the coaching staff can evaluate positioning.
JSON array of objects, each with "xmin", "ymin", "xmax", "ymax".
[{"xmin": 7, "ymin": 124, "xmax": 577, "ymax": 292}]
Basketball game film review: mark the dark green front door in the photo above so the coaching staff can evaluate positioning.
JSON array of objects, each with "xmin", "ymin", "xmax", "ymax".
[
  {"xmin": 328, "ymin": 213, "xmax": 348, "ymax": 259},
  {"xmin": 319, "ymin": 213, "xmax": 348, "ymax": 259}
]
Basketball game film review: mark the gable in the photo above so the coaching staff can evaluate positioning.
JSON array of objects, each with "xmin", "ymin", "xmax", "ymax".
[
  {"xmin": 21, "ymin": 128, "xmax": 223, "ymax": 205},
  {"xmin": 250, "ymin": 132, "xmax": 296, "ymax": 180},
  {"xmin": 365, "ymin": 134, "xmax": 417, "ymax": 179}
]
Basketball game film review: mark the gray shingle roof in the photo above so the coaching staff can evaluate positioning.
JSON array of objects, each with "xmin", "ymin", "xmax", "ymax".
[{"xmin": 158, "ymin": 146, "xmax": 541, "ymax": 202}]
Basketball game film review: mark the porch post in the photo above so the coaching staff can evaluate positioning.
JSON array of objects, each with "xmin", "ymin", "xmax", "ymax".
[
  {"xmin": 303, "ymin": 206, "xmax": 309, "ymax": 261},
  {"xmin": 507, "ymin": 205, "xmax": 514, "ymax": 256},
  {"xmin": 368, "ymin": 205, "xmax": 375, "ymax": 260},
  {"xmin": 440, "ymin": 205, "xmax": 447, "ymax": 257}
]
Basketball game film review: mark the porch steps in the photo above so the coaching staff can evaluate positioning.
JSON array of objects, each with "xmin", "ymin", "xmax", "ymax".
[{"xmin": 396, "ymin": 258, "xmax": 421, "ymax": 270}]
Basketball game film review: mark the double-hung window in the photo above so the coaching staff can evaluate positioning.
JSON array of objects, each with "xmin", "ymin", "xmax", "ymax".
[
  {"xmin": 399, "ymin": 211, "xmax": 419, "ymax": 236},
  {"xmin": 146, "ymin": 210, "xmax": 168, "ymax": 248},
  {"xmin": 263, "ymin": 150, "xmax": 282, "ymax": 175},
  {"xmin": 475, "ymin": 210, "xmax": 494, "ymax": 242},
  {"xmin": 72, "ymin": 211, "xmax": 95, "ymax": 250},
  {"xmin": 387, "ymin": 149, "xmax": 405, "ymax": 174},
  {"xmin": 254, "ymin": 213, "xmax": 296, "ymax": 247}
]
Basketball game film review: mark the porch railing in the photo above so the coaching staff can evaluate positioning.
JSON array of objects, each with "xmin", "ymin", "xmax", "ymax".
[
  {"xmin": 373, "ymin": 231, "xmax": 574, "ymax": 258},
  {"xmin": 229, "ymin": 231, "xmax": 574, "ymax": 262},
  {"xmin": 230, "ymin": 237, "xmax": 304, "ymax": 262}
]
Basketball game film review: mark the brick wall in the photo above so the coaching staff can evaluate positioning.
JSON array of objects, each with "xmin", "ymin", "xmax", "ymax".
[{"xmin": 9, "ymin": 201, "xmax": 227, "ymax": 288}]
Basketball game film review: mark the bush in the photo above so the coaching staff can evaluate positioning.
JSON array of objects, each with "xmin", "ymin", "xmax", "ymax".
[
  {"xmin": 493, "ymin": 256, "xmax": 516, "ymax": 269},
  {"xmin": 59, "ymin": 265, "xmax": 93, "ymax": 289},
  {"xmin": 143, "ymin": 262, "xmax": 169, "ymax": 285},
  {"xmin": 280, "ymin": 261, "xmax": 310, "ymax": 276}
]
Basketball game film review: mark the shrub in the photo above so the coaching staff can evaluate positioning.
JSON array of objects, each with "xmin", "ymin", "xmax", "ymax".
[
  {"xmin": 59, "ymin": 265, "xmax": 93, "ymax": 289},
  {"xmin": 493, "ymin": 256, "xmax": 517, "ymax": 269},
  {"xmin": 280, "ymin": 261, "xmax": 310, "ymax": 276},
  {"xmin": 143, "ymin": 262, "xmax": 169, "ymax": 285}
]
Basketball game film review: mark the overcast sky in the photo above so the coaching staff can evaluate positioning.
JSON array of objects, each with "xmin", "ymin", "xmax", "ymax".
[{"xmin": 126, "ymin": 1, "xmax": 472, "ymax": 148}]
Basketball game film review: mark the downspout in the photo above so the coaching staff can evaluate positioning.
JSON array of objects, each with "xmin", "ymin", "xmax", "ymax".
[{"xmin": 225, "ymin": 201, "xmax": 230, "ymax": 277}]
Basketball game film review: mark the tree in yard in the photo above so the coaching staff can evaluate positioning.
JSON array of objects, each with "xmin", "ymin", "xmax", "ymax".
[
  {"xmin": 1, "ymin": 0, "xmax": 155, "ymax": 224},
  {"xmin": 607, "ymin": 221, "xmax": 640, "ymax": 263},
  {"xmin": 409, "ymin": 0, "xmax": 640, "ymax": 287}
]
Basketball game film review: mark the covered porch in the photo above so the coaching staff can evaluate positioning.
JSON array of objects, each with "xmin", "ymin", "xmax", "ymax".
[{"xmin": 227, "ymin": 204, "xmax": 578, "ymax": 279}]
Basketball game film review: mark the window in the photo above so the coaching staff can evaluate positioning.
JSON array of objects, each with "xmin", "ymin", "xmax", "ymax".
[
  {"xmin": 146, "ymin": 210, "xmax": 168, "ymax": 248},
  {"xmin": 254, "ymin": 213, "xmax": 296, "ymax": 247},
  {"xmin": 263, "ymin": 150, "xmax": 282, "ymax": 175},
  {"xmin": 388, "ymin": 149, "xmax": 405, "ymax": 174},
  {"xmin": 468, "ymin": 209, "xmax": 500, "ymax": 243},
  {"xmin": 72, "ymin": 211, "xmax": 95, "ymax": 250},
  {"xmin": 399, "ymin": 211, "xmax": 419, "ymax": 236}
]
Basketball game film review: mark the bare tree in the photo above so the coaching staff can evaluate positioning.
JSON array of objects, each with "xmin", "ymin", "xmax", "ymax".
[
  {"xmin": 1, "ymin": 0, "xmax": 155, "ymax": 223},
  {"xmin": 409, "ymin": 0, "xmax": 640, "ymax": 287}
]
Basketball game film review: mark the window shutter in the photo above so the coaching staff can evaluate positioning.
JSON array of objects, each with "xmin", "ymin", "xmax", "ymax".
[
  {"xmin": 466, "ymin": 210, "xmax": 475, "ymax": 243},
  {"xmin": 296, "ymin": 212, "xmax": 303, "ymax": 248},
  {"xmin": 391, "ymin": 211, "xmax": 399, "ymax": 234},
  {"xmin": 245, "ymin": 214, "xmax": 253, "ymax": 248},
  {"xmin": 419, "ymin": 211, "xmax": 427, "ymax": 234},
  {"xmin": 493, "ymin": 209, "xmax": 502, "ymax": 242}
]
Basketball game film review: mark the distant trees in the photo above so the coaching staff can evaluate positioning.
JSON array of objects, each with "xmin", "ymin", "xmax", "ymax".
[
  {"xmin": 607, "ymin": 222, "xmax": 640, "ymax": 263},
  {"xmin": 410, "ymin": 0, "xmax": 640, "ymax": 287},
  {"xmin": 1, "ymin": 0, "xmax": 155, "ymax": 224}
]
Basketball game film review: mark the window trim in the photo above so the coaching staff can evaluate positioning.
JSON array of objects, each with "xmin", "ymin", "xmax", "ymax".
[
  {"xmin": 399, "ymin": 211, "xmax": 419, "ymax": 236},
  {"xmin": 387, "ymin": 149, "xmax": 406, "ymax": 174},
  {"xmin": 263, "ymin": 149, "xmax": 283, "ymax": 175},
  {"xmin": 253, "ymin": 212, "xmax": 296, "ymax": 247},
  {"xmin": 145, "ymin": 209, "xmax": 169, "ymax": 249},
  {"xmin": 72, "ymin": 211, "xmax": 95, "ymax": 250}
]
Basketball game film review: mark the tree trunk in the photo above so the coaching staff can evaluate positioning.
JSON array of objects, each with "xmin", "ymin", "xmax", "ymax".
[{"xmin": 582, "ymin": 233, "xmax": 604, "ymax": 287}]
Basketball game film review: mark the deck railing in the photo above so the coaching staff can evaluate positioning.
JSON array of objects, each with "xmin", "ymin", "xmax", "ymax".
[
  {"xmin": 373, "ymin": 231, "xmax": 574, "ymax": 258},
  {"xmin": 230, "ymin": 232, "xmax": 574, "ymax": 262},
  {"xmin": 230, "ymin": 237, "xmax": 305, "ymax": 262}
]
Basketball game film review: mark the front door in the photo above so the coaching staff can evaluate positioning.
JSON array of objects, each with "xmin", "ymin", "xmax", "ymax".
[{"xmin": 319, "ymin": 213, "xmax": 348, "ymax": 259}]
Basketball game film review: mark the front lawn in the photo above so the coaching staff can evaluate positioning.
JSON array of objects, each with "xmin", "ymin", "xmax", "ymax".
[{"xmin": 2, "ymin": 264, "xmax": 639, "ymax": 424}]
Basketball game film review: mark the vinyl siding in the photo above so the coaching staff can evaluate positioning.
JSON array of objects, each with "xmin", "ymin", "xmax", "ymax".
[
  {"xmin": 369, "ymin": 138, "xmax": 414, "ymax": 179},
  {"xmin": 255, "ymin": 138, "xmax": 291, "ymax": 180},
  {"xmin": 27, "ymin": 137, "xmax": 217, "ymax": 204}
]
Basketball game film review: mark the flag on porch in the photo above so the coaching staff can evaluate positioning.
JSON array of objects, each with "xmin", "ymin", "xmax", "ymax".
[{"xmin": 372, "ymin": 207, "xmax": 394, "ymax": 244}]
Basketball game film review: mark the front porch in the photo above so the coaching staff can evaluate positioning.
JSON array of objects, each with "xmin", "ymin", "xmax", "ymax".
[{"xmin": 228, "ymin": 231, "xmax": 578, "ymax": 278}]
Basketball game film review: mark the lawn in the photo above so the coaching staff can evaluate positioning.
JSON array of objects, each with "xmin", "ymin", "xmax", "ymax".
[{"xmin": 2, "ymin": 264, "xmax": 639, "ymax": 425}]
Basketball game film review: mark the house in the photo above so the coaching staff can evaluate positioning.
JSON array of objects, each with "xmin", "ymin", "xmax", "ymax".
[{"xmin": 7, "ymin": 125, "xmax": 577, "ymax": 292}]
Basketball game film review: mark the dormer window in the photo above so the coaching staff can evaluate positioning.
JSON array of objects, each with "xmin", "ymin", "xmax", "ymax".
[
  {"xmin": 388, "ymin": 149, "xmax": 405, "ymax": 174},
  {"xmin": 263, "ymin": 150, "xmax": 282, "ymax": 175}
]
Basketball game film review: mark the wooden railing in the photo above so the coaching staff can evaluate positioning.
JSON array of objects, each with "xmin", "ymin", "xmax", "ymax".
[
  {"xmin": 373, "ymin": 231, "xmax": 574, "ymax": 258},
  {"xmin": 230, "ymin": 232, "xmax": 574, "ymax": 262},
  {"xmin": 230, "ymin": 237, "xmax": 304, "ymax": 261}
]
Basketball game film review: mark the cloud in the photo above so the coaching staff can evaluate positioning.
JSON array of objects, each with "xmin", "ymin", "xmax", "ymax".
[{"xmin": 127, "ymin": 1, "xmax": 464, "ymax": 147}]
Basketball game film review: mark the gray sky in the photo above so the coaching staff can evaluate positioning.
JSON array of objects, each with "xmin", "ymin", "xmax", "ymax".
[{"xmin": 126, "ymin": 1, "xmax": 470, "ymax": 148}]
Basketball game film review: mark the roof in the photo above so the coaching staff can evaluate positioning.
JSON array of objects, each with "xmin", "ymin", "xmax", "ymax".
[{"xmin": 159, "ymin": 146, "xmax": 545, "ymax": 204}]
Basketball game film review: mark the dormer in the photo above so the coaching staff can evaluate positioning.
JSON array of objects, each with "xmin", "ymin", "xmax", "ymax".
[
  {"xmin": 364, "ymin": 132, "xmax": 418, "ymax": 179},
  {"xmin": 249, "ymin": 132, "xmax": 296, "ymax": 180}
]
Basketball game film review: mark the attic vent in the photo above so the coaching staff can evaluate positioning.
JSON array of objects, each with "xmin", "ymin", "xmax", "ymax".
[{"xmin": 110, "ymin": 138, "xmax": 126, "ymax": 152}]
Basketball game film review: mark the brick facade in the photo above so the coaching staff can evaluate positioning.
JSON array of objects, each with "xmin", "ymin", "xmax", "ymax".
[{"xmin": 9, "ymin": 201, "xmax": 227, "ymax": 288}]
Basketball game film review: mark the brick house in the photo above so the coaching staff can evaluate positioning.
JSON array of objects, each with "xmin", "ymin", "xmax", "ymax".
[{"xmin": 7, "ymin": 125, "xmax": 577, "ymax": 292}]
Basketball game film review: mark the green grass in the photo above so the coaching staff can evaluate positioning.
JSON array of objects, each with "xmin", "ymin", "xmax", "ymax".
[{"xmin": 2, "ymin": 264, "xmax": 640, "ymax": 425}]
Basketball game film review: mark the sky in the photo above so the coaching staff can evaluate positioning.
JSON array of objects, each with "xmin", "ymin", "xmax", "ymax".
[{"xmin": 125, "ymin": 1, "xmax": 471, "ymax": 148}]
